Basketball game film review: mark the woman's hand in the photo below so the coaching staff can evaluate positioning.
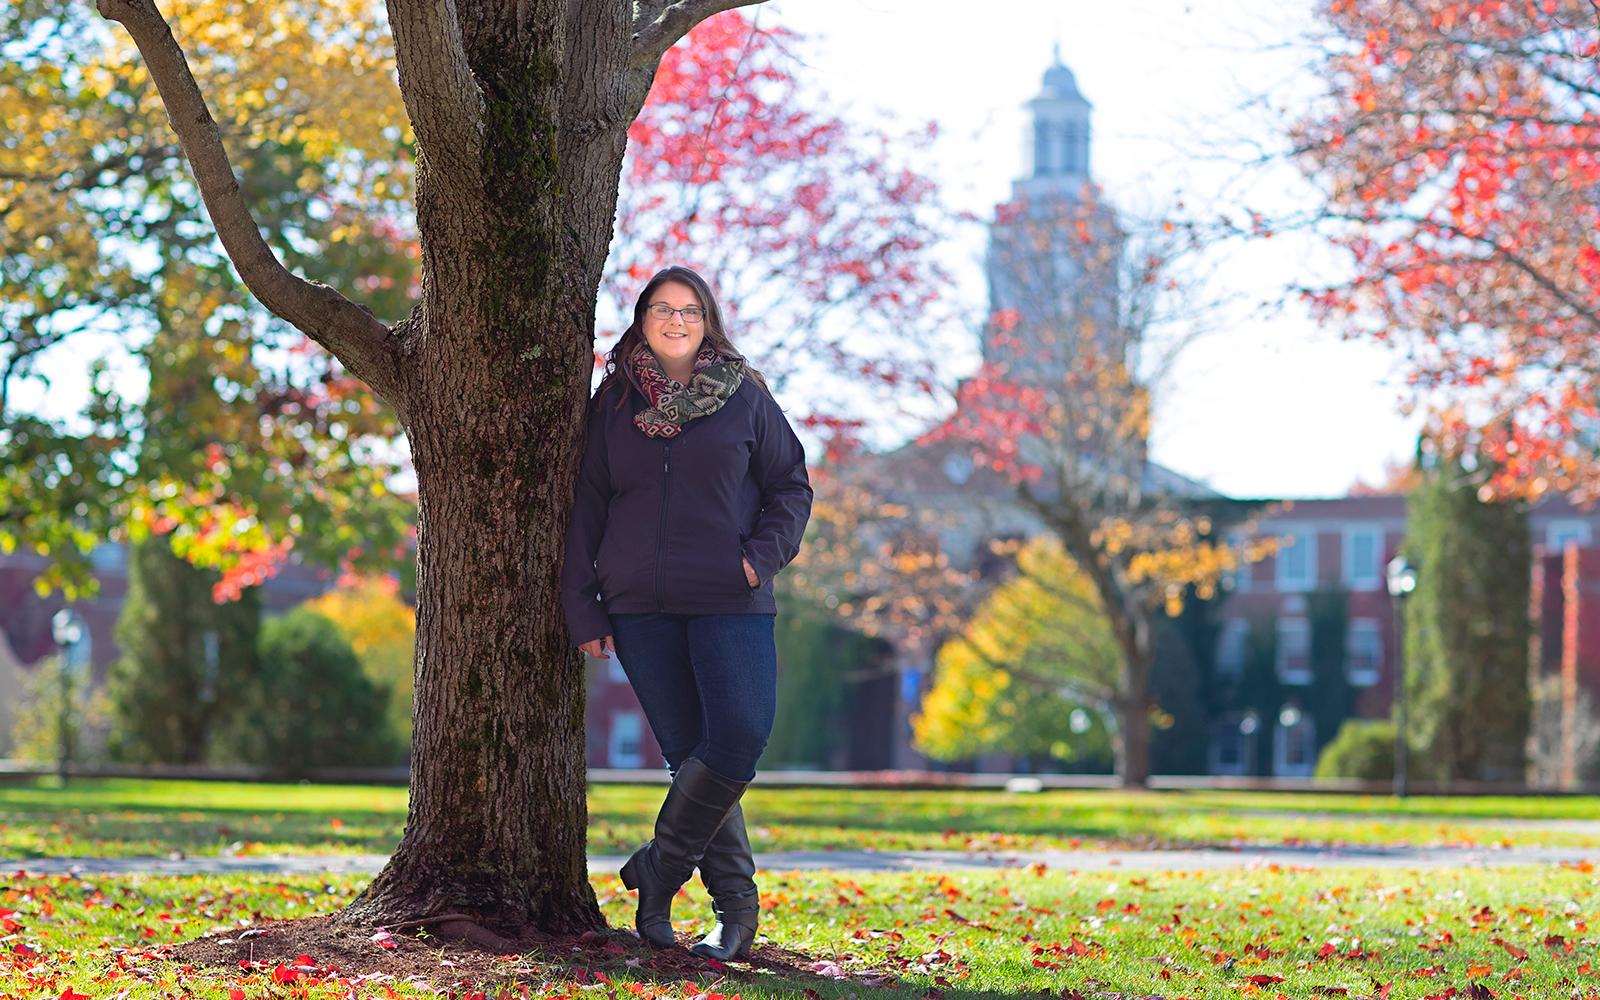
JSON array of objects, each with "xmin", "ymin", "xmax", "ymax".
[
  {"xmin": 743, "ymin": 557, "xmax": 759, "ymax": 588},
  {"xmin": 579, "ymin": 635, "xmax": 615, "ymax": 659}
]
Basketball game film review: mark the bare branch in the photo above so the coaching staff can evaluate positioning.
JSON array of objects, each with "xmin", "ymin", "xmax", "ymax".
[
  {"xmin": 93, "ymin": 0, "xmax": 405, "ymax": 406},
  {"xmin": 386, "ymin": 0, "xmax": 484, "ymax": 177},
  {"xmin": 630, "ymin": 0, "xmax": 769, "ymax": 68}
]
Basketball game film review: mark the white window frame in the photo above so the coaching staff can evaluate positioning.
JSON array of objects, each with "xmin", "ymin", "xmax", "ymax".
[
  {"xmin": 1346, "ymin": 618, "xmax": 1383, "ymax": 687},
  {"xmin": 1276, "ymin": 617, "xmax": 1312, "ymax": 686},
  {"xmin": 1275, "ymin": 527, "xmax": 1317, "ymax": 592},
  {"xmin": 608, "ymin": 710, "xmax": 644, "ymax": 768},
  {"xmin": 1216, "ymin": 618, "xmax": 1250, "ymax": 677},
  {"xmin": 1341, "ymin": 526, "xmax": 1383, "ymax": 591},
  {"xmin": 1546, "ymin": 519, "xmax": 1593, "ymax": 553},
  {"xmin": 1272, "ymin": 715, "xmax": 1317, "ymax": 777}
]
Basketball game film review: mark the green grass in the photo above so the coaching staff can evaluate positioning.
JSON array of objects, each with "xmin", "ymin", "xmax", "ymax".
[
  {"xmin": 2, "ymin": 778, "xmax": 1600, "ymax": 859},
  {"xmin": 7, "ymin": 863, "xmax": 1600, "ymax": 997}
]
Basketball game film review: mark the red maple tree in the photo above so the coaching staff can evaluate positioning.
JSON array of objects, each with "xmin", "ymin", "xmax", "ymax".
[
  {"xmin": 601, "ymin": 11, "xmax": 956, "ymax": 440},
  {"xmin": 1294, "ymin": 0, "xmax": 1600, "ymax": 501}
]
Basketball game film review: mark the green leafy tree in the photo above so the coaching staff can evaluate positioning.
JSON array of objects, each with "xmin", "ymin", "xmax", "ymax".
[
  {"xmin": 1, "ymin": 0, "xmax": 416, "ymax": 599},
  {"xmin": 914, "ymin": 536, "xmax": 1119, "ymax": 769},
  {"xmin": 1404, "ymin": 450, "xmax": 1532, "ymax": 783},
  {"xmin": 106, "ymin": 533, "xmax": 261, "ymax": 763},
  {"xmin": 1307, "ymin": 585, "xmax": 1354, "ymax": 759},
  {"xmin": 216, "ymin": 607, "xmax": 400, "ymax": 775},
  {"xmin": 766, "ymin": 601, "xmax": 881, "ymax": 769},
  {"xmin": 303, "ymin": 577, "xmax": 416, "ymax": 747},
  {"xmin": 1233, "ymin": 623, "xmax": 1284, "ymax": 777}
]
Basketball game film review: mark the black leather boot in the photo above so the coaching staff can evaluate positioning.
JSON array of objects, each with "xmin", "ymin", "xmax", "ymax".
[
  {"xmin": 619, "ymin": 758, "xmax": 747, "ymax": 949},
  {"xmin": 690, "ymin": 804, "xmax": 760, "ymax": 960}
]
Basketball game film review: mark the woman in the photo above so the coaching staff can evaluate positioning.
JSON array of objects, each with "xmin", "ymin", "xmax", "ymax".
[{"xmin": 560, "ymin": 266, "xmax": 813, "ymax": 960}]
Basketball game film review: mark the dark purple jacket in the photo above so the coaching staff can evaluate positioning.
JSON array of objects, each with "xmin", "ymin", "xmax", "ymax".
[{"xmin": 560, "ymin": 377, "xmax": 813, "ymax": 646}]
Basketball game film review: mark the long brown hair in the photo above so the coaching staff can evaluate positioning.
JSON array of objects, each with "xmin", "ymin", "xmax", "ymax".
[{"xmin": 595, "ymin": 266, "xmax": 769, "ymax": 409}]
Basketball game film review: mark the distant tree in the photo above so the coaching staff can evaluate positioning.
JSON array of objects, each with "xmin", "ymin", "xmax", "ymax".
[
  {"xmin": 923, "ymin": 189, "xmax": 1243, "ymax": 786},
  {"xmin": 1404, "ymin": 448, "xmax": 1532, "ymax": 783},
  {"xmin": 1235, "ymin": 622, "xmax": 1285, "ymax": 777},
  {"xmin": 217, "ymin": 607, "xmax": 399, "ymax": 774},
  {"xmin": 765, "ymin": 600, "xmax": 883, "ymax": 769},
  {"xmin": 106, "ymin": 533, "xmax": 260, "ymax": 764},
  {"xmin": 304, "ymin": 576, "xmax": 416, "ymax": 747},
  {"xmin": 1306, "ymin": 585, "xmax": 1354, "ymax": 759},
  {"xmin": 914, "ymin": 536, "xmax": 1118, "ymax": 769},
  {"xmin": 600, "ymin": 13, "xmax": 954, "ymax": 430}
]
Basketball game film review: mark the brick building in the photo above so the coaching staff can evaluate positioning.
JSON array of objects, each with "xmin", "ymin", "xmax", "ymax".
[{"xmin": 1215, "ymin": 495, "xmax": 1600, "ymax": 778}]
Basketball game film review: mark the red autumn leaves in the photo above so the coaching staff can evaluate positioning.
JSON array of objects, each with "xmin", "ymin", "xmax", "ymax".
[{"xmin": 1296, "ymin": 0, "xmax": 1600, "ymax": 501}]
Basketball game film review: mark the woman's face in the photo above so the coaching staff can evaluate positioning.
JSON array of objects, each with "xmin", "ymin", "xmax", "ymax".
[{"xmin": 641, "ymin": 280, "xmax": 706, "ymax": 370}]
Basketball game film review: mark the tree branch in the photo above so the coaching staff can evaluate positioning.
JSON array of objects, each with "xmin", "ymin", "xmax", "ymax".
[
  {"xmin": 93, "ymin": 0, "xmax": 406, "ymax": 407},
  {"xmin": 386, "ymin": 0, "xmax": 485, "ymax": 177},
  {"xmin": 630, "ymin": 0, "xmax": 769, "ymax": 68}
]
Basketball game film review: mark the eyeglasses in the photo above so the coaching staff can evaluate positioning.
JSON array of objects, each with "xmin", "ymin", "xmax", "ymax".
[{"xmin": 647, "ymin": 303, "xmax": 705, "ymax": 324}]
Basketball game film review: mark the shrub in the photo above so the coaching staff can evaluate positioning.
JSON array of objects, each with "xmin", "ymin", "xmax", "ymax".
[
  {"xmin": 215, "ymin": 608, "xmax": 400, "ymax": 775},
  {"xmin": 303, "ymin": 576, "xmax": 415, "ymax": 749},
  {"xmin": 1314, "ymin": 718, "xmax": 1398, "ymax": 781}
]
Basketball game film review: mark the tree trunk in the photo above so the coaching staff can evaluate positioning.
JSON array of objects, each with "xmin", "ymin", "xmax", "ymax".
[
  {"xmin": 340, "ymin": 390, "xmax": 602, "ymax": 934},
  {"xmin": 341, "ymin": 6, "xmax": 637, "ymax": 936},
  {"xmin": 1113, "ymin": 643, "xmax": 1152, "ymax": 790}
]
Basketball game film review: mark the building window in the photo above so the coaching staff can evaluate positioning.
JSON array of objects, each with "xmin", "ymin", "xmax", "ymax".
[
  {"xmin": 607, "ymin": 649, "xmax": 628, "ymax": 684},
  {"xmin": 1346, "ymin": 618, "xmax": 1383, "ymax": 686},
  {"xmin": 1275, "ymin": 528, "xmax": 1317, "ymax": 592},
  {"xmin": 1342, "ymin": 526, "xmax": 1383, "ymax": 591},
  {"xmin": 1216, "ymin": 618, "xmax": 1250, "ymax": 677},
  {"xmin": 1273, "ymin": 715, "xmax": 1317, "ymax": 776},
  {"xmin": 608, "ymin": 710, "xmax": 643, "ymax": 768},
  {"xmin": 1547, "ymin": 519, "xmax": 1592, "ymax": 553},
  {"xmin": 1210, "ymin": 717, "xmax": 1252, "ymax": 776},
  {"xmin": 1276, "ymin": 618, "xmax": 1311, "ymax": 685}
]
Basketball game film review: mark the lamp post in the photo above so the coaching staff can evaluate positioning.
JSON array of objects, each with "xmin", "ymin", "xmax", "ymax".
[
  {"xmin": 1385, "ymin": 554, "xmax": 1418, "ymax": 798},
  {"xmin": 50, "ymin": 609, "xmax": 88, "ymax": 784}
]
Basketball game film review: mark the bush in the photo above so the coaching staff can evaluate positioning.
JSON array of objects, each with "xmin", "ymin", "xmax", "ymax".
[
  {"xmin": 214, "ymin": 608, "xmax": 401, "ymax": 775},
  {"xmin": 1314, "ymin": 718, "xmax": 1399, "ymax": 781},
  {"xmin": 302, "ymin": 577, "xmax": 415, "ymax": 749}
]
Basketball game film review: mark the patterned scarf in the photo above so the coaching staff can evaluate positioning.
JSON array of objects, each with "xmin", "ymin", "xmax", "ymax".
[{"xmin": 632, "ymin": 342, "xmax": 746, "ymax": 438}]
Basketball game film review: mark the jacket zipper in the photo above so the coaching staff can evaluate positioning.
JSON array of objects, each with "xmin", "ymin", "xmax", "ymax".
[{"xmin": 655, "ymin": 441, "xmax": 671, "ymax": 611}]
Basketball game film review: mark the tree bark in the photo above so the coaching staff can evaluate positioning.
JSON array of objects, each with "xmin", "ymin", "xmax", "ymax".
[
  {"xmin": 342, "ymin": 0, "xmax": 633, "ymax": 936},
  {"xmin": 98, "ymin": 0, "xmax": 769, "ymax": 937}
]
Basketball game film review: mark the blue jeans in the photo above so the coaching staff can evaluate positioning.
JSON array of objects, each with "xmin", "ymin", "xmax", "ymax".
[{"xmin": 609, "ymin": 613, "xmax": 777, "ymax": 782}]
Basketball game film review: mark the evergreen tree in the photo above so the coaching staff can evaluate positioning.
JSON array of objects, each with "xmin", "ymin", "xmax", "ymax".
[
  {"xmin": 1307, "ymin": 585, "xmax": 1354, "ymax": 758},
  {"xmin": 1403, "ymin": 452, "xmax": 1532, "ymax": 782},
  {"xmin": 106, "ymin": 533, "xmax": 260, "ymax": 763},
  {"xmin": 766, "ymin": 601, "xmax": 881, "ymax": 769}
]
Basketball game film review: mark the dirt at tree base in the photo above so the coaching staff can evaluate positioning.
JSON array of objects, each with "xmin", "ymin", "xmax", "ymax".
[{"xmin": 172, "ymin": 913, "xmax": 844, "ymax": 991}]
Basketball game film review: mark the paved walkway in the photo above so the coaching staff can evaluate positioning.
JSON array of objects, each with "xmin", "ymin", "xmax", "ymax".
[{"xmin": 6, "ymin": 843, "xmax": 1598, "ymax": 877}]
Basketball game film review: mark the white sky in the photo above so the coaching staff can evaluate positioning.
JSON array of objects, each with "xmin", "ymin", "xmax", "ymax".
[{"xmin": 769, "ymin": 0, "xmax": 1425, "ymax": 499}]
